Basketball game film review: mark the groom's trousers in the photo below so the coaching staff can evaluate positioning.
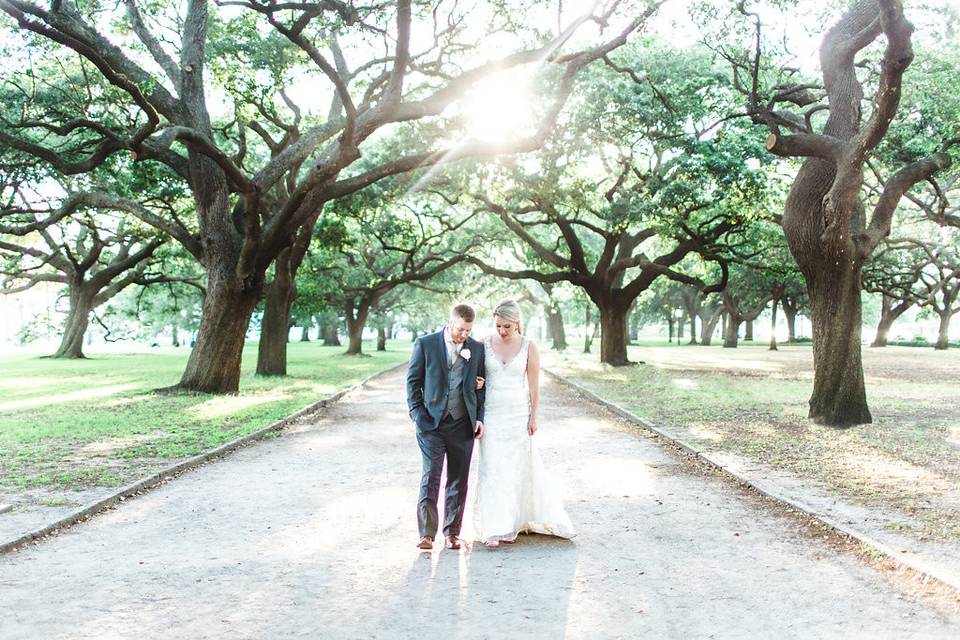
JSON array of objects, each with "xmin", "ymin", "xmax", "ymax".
[{"xmin": 416, "ymin": 413, "xmax": 475, "ymax": 538}]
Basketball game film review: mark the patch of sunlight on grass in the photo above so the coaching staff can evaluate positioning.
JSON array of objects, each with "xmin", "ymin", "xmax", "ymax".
[
  {"xmin": 101, "ymin": 397, "xmax": 140, "ymax": 408},
  {"xmin": 670, "ymin": 377, "xmax": 697, "ymax": 389},
  {"xmin": 76, "ymin": 433, "xmax": 166, "ymax": 455},
  {"xmin": 688, "ymin": 423, "xmax": 724, "ymax": 442},
  {"xmin": 303, "ymin": 383, "xmax": 338, "ymax": 396},
  {"xmin": 839, "ymin": 450, "xmax": 952, "ymax": 493},
  {"xmin": 0, "ymin": 376, "xmax": 62, "ymax": 391},
  {"xmin": 191, "ymin": 392, "xmax": 294, "ymax": 419},
  {"xmin": 948, "ymin": 426, "xmax": 960, "ymax": 450},
  {"xmin": 783, "ymin": 405, "xmax": 807, "ymax": 417},
  {"xmin": 737, "ymin": 420, "xmax": 779, "ymax": 437},
  {"xmin": 0, "ymin": 383, "xmax": 141, "ymax": 411},
  {"xmin": 710, "ymin": 358, "xmax": 782, "ymax": 371},
  {"xmin": 597, "ymin": 372, "xmax": 630, "ymax": 383},
  {"xmin": 641, "ymin": 350, "xmax": 791, "ymax": 372}
]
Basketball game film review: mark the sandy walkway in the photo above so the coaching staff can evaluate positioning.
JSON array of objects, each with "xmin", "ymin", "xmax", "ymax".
[{"xmin": 1, "ymin": 370, "xmax": 957, "ymax": 639}]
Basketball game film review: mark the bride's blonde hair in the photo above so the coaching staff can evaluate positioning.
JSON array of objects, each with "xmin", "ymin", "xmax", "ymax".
[{"xmin": 493, "ymin": 299, "xmax": 523, "ymax": 335}]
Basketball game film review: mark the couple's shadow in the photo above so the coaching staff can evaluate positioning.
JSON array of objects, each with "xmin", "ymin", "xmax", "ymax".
[{"xmin": 373, "ymin": 534, "xmax": 578, "ymax": 638}]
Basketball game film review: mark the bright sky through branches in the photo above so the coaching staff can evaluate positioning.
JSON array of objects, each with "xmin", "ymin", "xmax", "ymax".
[{"xmin": 452, "ymin": 65, "xmax": 537, "ymax": 142}]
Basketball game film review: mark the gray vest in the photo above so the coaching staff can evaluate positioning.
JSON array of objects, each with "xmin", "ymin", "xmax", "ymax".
[{"xmin": 445, "ymin": 350, "xmax": 467, "ymax": 420}]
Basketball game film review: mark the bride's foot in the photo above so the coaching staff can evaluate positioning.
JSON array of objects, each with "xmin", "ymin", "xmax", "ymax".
[{"xmin": 484, "ymin": 540, "xmax": 500, "ymax": 548}]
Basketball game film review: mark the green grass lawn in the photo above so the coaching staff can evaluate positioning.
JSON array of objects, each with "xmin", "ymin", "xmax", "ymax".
[
  {"xmin": 0, "ymin": 340, "xmax": 410, "ymax": 492},
  {"xmin": 544, "ymin": 343, "xmax": 960, "ymax": 542}
]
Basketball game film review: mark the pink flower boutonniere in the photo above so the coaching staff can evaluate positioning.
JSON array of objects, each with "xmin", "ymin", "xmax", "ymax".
[{"xmin": 460, "ymin": 348, "xmax": 472, "ymax": 361}]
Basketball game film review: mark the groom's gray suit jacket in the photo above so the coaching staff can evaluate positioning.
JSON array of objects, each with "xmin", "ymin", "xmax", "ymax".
[{"xmin": 406, "ymin": 330, "xmax": 486, "ymax": 431}]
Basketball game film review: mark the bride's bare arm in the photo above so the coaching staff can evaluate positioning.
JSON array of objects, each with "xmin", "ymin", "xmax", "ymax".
[{"xmin": 526, "ymin": 339, "xmax": 541, "ymax": 435}]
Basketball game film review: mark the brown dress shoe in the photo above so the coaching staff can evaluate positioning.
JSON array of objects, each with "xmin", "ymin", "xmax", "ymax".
[
  {"xmin": 416, "ymin": 536, "xmax": 433, "ymax": 549},
  {"xmin": 445, "ymin": 535, "xmax": 461, "ymax": 550}
]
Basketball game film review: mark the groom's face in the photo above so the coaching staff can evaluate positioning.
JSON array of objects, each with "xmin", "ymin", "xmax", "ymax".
[{"xmin": 448, "ymin": 317, "xmax": 473, "ymax": 344}]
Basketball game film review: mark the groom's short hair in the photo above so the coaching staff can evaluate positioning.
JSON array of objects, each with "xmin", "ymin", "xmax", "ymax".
[{"xmin": 450, "ymin": 303, "xmax": 476, "ymax": 322}]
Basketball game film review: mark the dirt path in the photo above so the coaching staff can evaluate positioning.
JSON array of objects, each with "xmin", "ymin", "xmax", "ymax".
[{"xmin": 1, "ymin": 370, "xmax": 957, "ymax": 639}]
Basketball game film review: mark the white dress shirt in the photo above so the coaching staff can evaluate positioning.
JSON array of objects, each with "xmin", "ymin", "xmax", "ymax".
[{"xmin": 443, "ymin": 327, "xmax": 463, "ymax": 366}]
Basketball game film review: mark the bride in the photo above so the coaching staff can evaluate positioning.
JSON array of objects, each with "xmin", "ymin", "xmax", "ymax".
[{"xmin": 472, "ymin": 299, "xmax": 576, "ymax": 547}]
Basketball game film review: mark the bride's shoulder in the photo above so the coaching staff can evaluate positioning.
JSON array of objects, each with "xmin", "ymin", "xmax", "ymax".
[{"xmin": 522, "ymin": 336, "xmax": 540, "ymax": 357}]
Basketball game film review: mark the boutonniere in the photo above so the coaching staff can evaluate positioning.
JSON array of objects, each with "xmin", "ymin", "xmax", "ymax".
[{"xmin": 460, "ymin": 348, "xmax": 472, "ymax": 361}]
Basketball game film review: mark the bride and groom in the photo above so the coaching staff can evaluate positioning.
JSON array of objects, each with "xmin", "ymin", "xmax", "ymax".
[{"xmin": 405, "ymin": 300, "xmax": 576, "ymax": 550}]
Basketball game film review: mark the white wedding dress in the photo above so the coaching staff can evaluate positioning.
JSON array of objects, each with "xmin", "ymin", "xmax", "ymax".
[{"xmin": 472, "ymin": 335, "xmax": 576, "ymax": 544}]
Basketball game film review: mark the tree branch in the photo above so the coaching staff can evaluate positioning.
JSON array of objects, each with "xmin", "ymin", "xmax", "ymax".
[{"xmin": 860, "ymin": 152, "xmax": 952, "ymax": 254}]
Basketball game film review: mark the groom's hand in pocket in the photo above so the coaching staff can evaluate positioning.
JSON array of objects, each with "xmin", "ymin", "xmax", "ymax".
[{"xmin": 474, "ymin": 421, "xmax": 484, "ymax": 439}]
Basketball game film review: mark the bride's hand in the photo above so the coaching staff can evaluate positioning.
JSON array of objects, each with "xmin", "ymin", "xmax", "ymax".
[
  {"xmin": 527, "ymin": 416, "xmax": 537, "ymax": 436},
  {"xmin": 475, "ymin": 376, "xmax": 485, "ymax": 390}
]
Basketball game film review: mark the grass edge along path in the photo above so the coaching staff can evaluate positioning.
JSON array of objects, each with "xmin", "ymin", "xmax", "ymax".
[
  {"xmin": 0, "ymin": 360, "xmax": 409, "ymax": 555},
  {"xmin": 542, "ymin": 343, "xmax": 960, "ymax": 545},
  {"xmin": 0, "ymin": 342, "xmax": 411, "ymax": 492},
  {"xmin": 543, "ymin": 363, "xmax": 960, "ymax": 600}
]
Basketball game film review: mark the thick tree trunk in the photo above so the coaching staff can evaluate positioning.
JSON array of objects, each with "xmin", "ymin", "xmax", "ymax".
[
  {"xmin": 628, "ymin": 312, "xmax": 640, "ymax": 342},
  {"xmin": 257, "ymin": 249, "xmax": 296, "ymax": 376},
  {"xmin": 585, "ymin": 322, "xmax": 599, "ymax": 353},
  {"xmin": 935, "ymin": 311, "xmax": 952, "ymax": 350},
  {"xmin": 584, "ymin": 304, "xmax": 593, "ymax": 353},
  {"xmin": 871, "ymin": 317, "xmax": 893, "ymax": 347},
  {"xmin": 171, "ymin": 324, "xmax": 181, "ymax": 348},
  {"xmin": 677, "ymin": 315, "xmax": 684, "ymax": 339},
  {"xmin": 783, "ymin": 307, "xmax": 798, "ymax": 342},
  {"xmin": 345, "ymin": 298, "xmax": 373, "ymax": 355},
  {"xmin": 547, "ymin": 306, "xmax": 567, "ymax": 350},
  {"xmin": 667, "ymin": 316, "xmax": 674, "ymax": 343},
  {"xmin": 346, "ymin": 319, "xmax": 364, "ymax": 355},
  {"xmin": 598, "ymin": 303, "xmax": 631, "ymax": 365},
  {"xmin": 871, "ymin": 295, "xmax": 910, "ymax": 347},
  {"xmin": 688, "ymin": 314, "xmax": 697, "ymax": 345},
  {"xmin": 256, "ymin": 214, "xmax": 318, "ymax": 373},
  {"xmin": 782, "ymin": 169, "xmax": 873, "ymax": 425},
  {"xmin": 53, "ymin": 287, "xmax": 93, "ymax": 359},
  {"xmin": 744, "ymin": 319, "xmax": 754, "ymax": 341},
  {"xmin": 769, "ymin": 299, "xmax": 779, "ymax": 351},
  {"xmin": 807, "ymin": 273, "xmax": 871, "ymax": 426},
  {"xmin": 699, "ymin": 308, "xmax": 721, "ymax": 345},
  {"xmin": 300, "ymin": 317, "xmax": 311, "ymax": 342},
  {"xmin": 178, "ymin": 268, "xmax": 261, "ymax": 392},
  {"xmin": 721, "ymin": 293, "xmax": 742, "ymax": 349},
  {"xmin": 377, "ymin": 326, "xmax": 387, "ymax": 351},
  {"xmin": 723, "ymin": 316, "xmax": 740, "ymax": 348},
  {"xmin": 773, "ymin": 0, "xmax": 920, "ymax": 426},
  {"xmin": 321, "ymin": 314, "xmax": 342, "ymax": 346}
]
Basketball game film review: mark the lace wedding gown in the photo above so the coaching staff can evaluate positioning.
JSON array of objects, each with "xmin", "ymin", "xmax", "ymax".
[{"xmin": 472, "ymin": 335, "xmax": 576, "ymax": 544}]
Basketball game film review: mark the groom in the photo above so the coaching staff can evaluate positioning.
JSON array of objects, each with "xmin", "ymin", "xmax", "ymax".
[{"xmin": 406, "ymin": 303, "xmax": 486, "ymax": 550}]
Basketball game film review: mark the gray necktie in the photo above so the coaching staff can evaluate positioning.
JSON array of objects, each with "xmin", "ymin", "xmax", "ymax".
[{"xmin": 450, "ymin": 342, "xmax": 460, "ymax": 366}]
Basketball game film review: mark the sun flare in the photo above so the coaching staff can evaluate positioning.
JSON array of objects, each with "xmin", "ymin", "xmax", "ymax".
[{"xmin": 459, "ymin": 69, "xmax": 536, "ymax": 142}]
